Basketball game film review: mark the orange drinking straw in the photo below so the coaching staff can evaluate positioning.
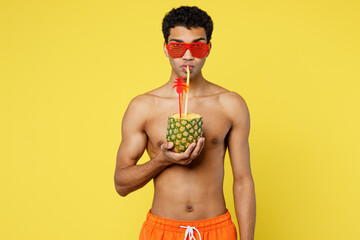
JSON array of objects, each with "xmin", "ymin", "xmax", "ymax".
[{"xmin": 184, "ymin": 66, "xmax": 190, "ymax": 117}]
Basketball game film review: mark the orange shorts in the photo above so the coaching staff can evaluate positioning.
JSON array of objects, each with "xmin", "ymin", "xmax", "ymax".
[{"xmin": 139, "ymin": 209, "xmax": 237, "ymax": 240}]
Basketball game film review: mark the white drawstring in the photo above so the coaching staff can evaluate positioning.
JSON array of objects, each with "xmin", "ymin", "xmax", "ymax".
[{"xmin": 179, "ymin": 225, "xmax": 202, "ymax": 240}]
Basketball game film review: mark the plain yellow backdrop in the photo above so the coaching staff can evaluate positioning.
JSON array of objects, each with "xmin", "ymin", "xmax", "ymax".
[{"xmin": 1, "ymin": 0, "xmax": 359, "ymax": 239}]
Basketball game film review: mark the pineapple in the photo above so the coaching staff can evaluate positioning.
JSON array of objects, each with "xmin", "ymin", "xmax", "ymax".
[{"xmin": 166, "ymin": 113, "xmax": 203, "ymax": 153}]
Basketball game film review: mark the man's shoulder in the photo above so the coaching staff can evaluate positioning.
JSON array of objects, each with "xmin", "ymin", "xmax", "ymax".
[
  {"xmin": 217, "ymin": 90, "xmax": 249, "ymax": 121},
  {"xmin": 130, "ymin": 83, "xmax": 172, "ymax": 102},
  {"xmin": 126, "ymin": 89, "xmax": 169, "ymax": 115},
  {"xmin": 129, "ymin": 93, "xmax": 155, "ymax": 105},
  {"xmin": 204, "ymin": 82, "xmax": 245, "ymax": 102},
  {"xmin": 198, "ymin": 82, "xmax": 248, "ymax": 113},
  {"xmin": 122, "ymin": 94, "xmax": 157, "ymax": 128},
  {"xmin": 203, "ymin": 81, "xmax": 229, "ymax": 95},
  {"xmin": 126, "ymin": 94, "xmax": 155, "ymax": 115},
  {"xmin": 219, "ymin": 91, "xmax": 247, "ymax": 106}
]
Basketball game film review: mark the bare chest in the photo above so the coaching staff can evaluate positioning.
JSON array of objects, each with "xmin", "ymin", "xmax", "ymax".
[{"xmin": 144, "ymin": 97, "xmax": 232, "ymax": 157}]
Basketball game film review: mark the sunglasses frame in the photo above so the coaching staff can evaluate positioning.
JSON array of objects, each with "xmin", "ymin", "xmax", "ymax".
[{"xmin": 165, "ymin": 42, "xmax": 210, "ymax": 58}]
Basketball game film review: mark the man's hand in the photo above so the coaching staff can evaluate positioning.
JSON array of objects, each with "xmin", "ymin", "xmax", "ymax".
[{"xmin": 160, "ymin": 137, "xmax": 205, "ymax": 165}]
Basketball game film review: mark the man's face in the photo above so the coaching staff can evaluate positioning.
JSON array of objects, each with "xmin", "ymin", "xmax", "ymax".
[{"xmin": 164, "ymin": 26, "xmax": 211, "ymax": 79}]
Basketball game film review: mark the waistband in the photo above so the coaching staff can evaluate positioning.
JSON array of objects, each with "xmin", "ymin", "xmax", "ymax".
[{"xmin": 144, "ymin": 209, "xmax": 234, "ymax": 232}]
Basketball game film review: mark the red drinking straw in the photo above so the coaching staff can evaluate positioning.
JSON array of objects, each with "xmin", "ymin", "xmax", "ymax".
[{"xmin": 173, "ymin": 77, "xmax": 188, "ymax": 118}]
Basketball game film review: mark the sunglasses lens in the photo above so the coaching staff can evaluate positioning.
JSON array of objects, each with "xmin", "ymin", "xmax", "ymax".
[
  {"xmin": 190, "ymin": 43, "xmax": 209, "ymax": 58},
  {"xmin": 167, "ymin": 43, "xmax": 186, "ymax": 58}
]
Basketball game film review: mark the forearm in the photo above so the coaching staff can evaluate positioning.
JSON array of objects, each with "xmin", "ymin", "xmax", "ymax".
[
  {"xmin": 114, "ymin": 152, "xmax": 170, "ymax": 197},
  {"xmin": 233, "ymin": 178, "xmax": 256, "ymax": 240}
]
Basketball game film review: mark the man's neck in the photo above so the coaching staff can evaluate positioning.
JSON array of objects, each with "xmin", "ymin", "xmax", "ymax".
[{"xmin": 168, "ymin": 71, "xmax": 208, "ymax": 97}]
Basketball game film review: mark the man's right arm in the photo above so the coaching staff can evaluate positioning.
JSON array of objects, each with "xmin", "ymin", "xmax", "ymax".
[{"xmin": 114, "ymin": 95, "xmax": 205, "ymax": 197}]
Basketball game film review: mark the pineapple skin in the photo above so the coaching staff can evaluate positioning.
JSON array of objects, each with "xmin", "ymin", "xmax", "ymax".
[{"xmin": 166, "ymin": 114, "xmax": 203, "ymax": 153}]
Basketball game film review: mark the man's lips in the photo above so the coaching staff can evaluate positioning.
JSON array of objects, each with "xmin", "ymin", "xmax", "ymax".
[{"xmin": 181, "ymin": 65, "xmax": 193, "ymax": 72}]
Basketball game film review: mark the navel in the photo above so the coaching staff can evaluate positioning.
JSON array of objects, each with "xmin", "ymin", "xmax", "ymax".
[{"xmin": 186, "ymin": 204, "xmax": 193, "ymax": 212}]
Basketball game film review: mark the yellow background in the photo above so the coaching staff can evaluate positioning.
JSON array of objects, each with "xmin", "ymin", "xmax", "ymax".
[{"xmin": 1, "ymin": 0, "xmax": 359, "ymax": 239}]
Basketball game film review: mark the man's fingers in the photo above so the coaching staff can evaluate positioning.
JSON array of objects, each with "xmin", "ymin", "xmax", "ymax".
[
  {"xmin": 161, "ymin": 140, "xmax": 203, "ymax": 165},
  {"xmin": 161, "ymin": 142, "xmax": 174, "ymax": 151},
  {"xmin": 199, "ymin": 137, "xmax": 205, "ymax": 151},
  {"xmin": 167, "ymin": 142, "xmax": 174, "ymax": 149},
  {"xmin": 182, "ymin": 142, "xmax": 196, "ymax": 158},
  {"xmin": 190, "ymin": 138, "xmax": 205, "ymax": 158}
]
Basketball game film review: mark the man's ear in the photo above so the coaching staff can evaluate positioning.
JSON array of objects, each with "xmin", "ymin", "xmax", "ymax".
[
  {"xmin": 164, "ymin": 42, "xmax": 169, "ymax": 58},
  {"xmin": 206, "ymin": 42, "xmax": 212, "ymax": 57}
]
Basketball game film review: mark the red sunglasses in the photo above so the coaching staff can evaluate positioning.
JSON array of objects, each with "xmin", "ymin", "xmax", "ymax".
[{"xmin": 166, "ymin": 42, "xmax": 209, "ymax": 58}]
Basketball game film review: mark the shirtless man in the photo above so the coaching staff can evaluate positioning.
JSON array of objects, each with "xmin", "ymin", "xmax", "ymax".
[{"xmin": 114, "ymin": 6, "xmax": 256, "ymax": 240}]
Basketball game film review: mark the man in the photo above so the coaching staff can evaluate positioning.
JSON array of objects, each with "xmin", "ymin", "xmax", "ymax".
[{"xmin": 114, "ymin": 6, "xmax": 256, "ymax": 240}]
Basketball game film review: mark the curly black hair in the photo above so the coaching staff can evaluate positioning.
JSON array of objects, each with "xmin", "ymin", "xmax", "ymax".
[{"xmin": 162, "ymin": 6, "xmax": 213, "ymax": 44}]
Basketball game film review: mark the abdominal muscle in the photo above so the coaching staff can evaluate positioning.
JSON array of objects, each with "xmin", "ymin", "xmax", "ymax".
[{"xmin": 150, "ymin": 154, "xmax": 227, "ymax": 221}]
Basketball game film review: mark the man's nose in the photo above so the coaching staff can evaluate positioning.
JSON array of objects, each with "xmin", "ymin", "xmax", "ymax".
[{"xmin": 182, "ymin": 48, "xmax": 194, "ymax": 60}]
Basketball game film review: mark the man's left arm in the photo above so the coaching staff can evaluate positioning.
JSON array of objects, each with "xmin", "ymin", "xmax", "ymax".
[{"xmin": 226, "ymin": 92, "xmax": 256, "ymax": 240}]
